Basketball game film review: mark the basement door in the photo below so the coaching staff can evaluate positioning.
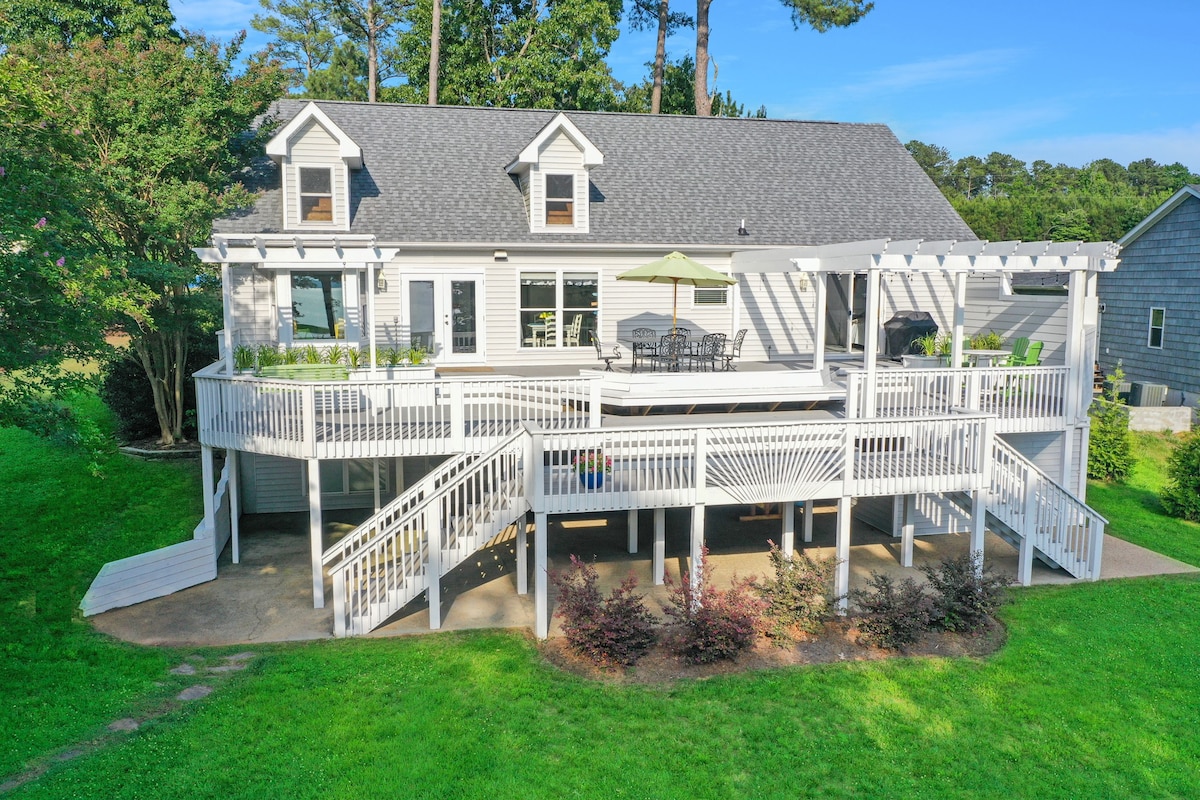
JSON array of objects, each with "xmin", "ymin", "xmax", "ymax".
[{"xmin": 402, "ymin": 274, "xmax": 483, "ymax": 364}]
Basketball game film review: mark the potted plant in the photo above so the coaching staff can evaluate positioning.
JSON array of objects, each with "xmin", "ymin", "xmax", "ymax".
[
  {"xmin": 406, "ymin": 344, "xmax": 428, "ymax": 366},
  {"xmin": 902, "ymin": 331, "xmax": 943, "ymax": 368},
  {"xmin": 232, "ymin": 345, "xmax": 255, "ymax": 373},
  {"xmin": 573, "ymin": 450, "xmax": 612, "ymax": 489}
]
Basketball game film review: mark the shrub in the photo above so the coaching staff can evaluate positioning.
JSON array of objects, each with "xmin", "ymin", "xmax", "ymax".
[
  {"xmin": 100, "ymin": 328, "xmax": 215, "ymax": 443},
  {"xmin": 920, "ymin": 553, "xmax": 1012, "ymax": 633},
  {"xmin": 755, "ymin": 541, "xmax": 838, "ymax": 641},
  {"xmin": 852, "ymin": 572, "xmax": 934, "ymax": 650},
  {"xmin": 1162, "ymin": 426, "xmax": 1200, "ymax": 522},
  {"xmin": 1088, "ymin": 367, "xmax": 1133, "ymax": 481},
  {"xmin": 664, "ymin": 547, "xmax": 766, "ymax": 664},
  {"xmin": 550, "ymin": 555, "xmax": 658, "ymax": 667}
]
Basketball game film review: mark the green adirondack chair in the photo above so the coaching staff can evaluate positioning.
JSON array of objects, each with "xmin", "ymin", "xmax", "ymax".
[
  {"xmin": 1014, "ymin": 341, "xmax": 1043, "ymax": 366},
  {"xmin": 1003, "ymin": 337, "xmax": 1030, "ymax": 366}
]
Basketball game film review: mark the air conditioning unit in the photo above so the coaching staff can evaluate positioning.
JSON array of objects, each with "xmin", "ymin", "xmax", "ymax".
[{"xmin": 1129, "ymin": 382, "xmax": 1167, "ymax": 407}]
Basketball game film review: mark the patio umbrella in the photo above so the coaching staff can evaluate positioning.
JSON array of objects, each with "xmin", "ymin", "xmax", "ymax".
[{"xmin": 616, "ymin": 251, "xmax": 736, "ymax": 329}]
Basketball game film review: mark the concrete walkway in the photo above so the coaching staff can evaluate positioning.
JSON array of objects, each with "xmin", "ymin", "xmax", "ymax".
[{"xmin": 91, "ymin": 506, "xmax": 1198, "ymax": 648}]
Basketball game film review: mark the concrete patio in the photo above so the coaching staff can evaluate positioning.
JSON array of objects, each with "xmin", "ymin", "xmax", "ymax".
[{"xmin": 91, "ymin": 506, "xmax": 1197, "ymax": 648}]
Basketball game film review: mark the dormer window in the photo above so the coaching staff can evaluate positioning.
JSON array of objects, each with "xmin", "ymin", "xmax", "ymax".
[
  {"xmin": 545, "ymin": 175, "xmax": 575, "ymax": 226},
  {"xmin": 299, "ymin": 167, "xmax": 334, "ymax": 222}
]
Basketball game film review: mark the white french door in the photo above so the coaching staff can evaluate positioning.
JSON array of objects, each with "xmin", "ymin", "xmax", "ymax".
[{"xmin": 401, "ymin": 273, "xmax": 484, "ymax": 364}]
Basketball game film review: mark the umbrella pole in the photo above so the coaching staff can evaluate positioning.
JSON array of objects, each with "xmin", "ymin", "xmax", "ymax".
[{"xmin": 672, "ymin": 280, "xmax": 678, "ymax": 330}]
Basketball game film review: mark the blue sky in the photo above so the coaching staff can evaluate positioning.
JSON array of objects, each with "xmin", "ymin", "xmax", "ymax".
[{"xmin": 172, "ymin": 0, "xmax": 1200, "ymax": 170}]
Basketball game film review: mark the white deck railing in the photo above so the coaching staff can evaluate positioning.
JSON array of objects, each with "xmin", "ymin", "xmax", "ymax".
[
  {"xmin": 528, "ymin": 414, "xmax": 994, "ymax": 515},
  {"xmin": 845, "ymin": 366, "xmax": 1070, "ymax": 432},
  {"xmin": 328, "ymin": 431, "xmax": 528, "ymax": 636},
  {"xmin": 194, "ymin": 364, "xmax": 601, "ymax": 460},
  {"xmin": 989, "ymin": 437, "xmax": 1106, "ymax": 581}
]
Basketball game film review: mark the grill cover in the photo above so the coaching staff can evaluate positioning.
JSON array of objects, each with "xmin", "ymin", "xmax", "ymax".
[{"xmin": 883, "ymin": 311, "xmax": 938, "ymax": 358}]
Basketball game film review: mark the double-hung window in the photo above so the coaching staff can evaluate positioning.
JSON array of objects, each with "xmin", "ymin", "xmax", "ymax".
[
  {"xmin": 298, "ymin": 167, "xmax": 334, "ymax": 222},
  {"xmin": 519, "ymin": 271, "xmax": 597, "ymax": 348},
  {"xmin": 1148, "ymin": 307, "xmax": 1165, "ymax": 349},
  {"xmin": 545, "ymin": 174, "xmax": 574, "ymax": 226}
]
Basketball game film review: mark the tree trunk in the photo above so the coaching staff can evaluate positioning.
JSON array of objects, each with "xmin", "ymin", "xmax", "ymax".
[
  {"xmin": 428, "ymin": 0, "xmax": 441, "ymax": 104},
  {"xmin": 694, "ymin": 0, "xmax": 713, "ymax": 116},
  {"xmin": 650, "ymin": 0, "xmax": 669, "ymax": 114},
  {"xmin": 366, "ymin": 0, "xmax": 378, "ymax": 102}
]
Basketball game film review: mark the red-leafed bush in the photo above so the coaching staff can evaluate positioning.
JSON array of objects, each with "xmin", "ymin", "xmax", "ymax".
[
  {"xmin": 664, "ymin": 547, "xmax": 766, "ymax": 664},
  {"xmin": 550, "ymin": 555, "xmax": 658, "ymax": 667}
]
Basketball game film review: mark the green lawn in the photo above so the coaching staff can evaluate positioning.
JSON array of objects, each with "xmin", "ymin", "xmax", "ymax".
[
  {"xmin": 1088, "ymin": 432, "xmax": 1200, "ymax": 566},
  {"xmin": 4, "ymin": 423, "xmax": 1199, "ymax": 798},
  {"xmin": 0, "ymin": 395, "xmax": 202, "ymax": 777}
]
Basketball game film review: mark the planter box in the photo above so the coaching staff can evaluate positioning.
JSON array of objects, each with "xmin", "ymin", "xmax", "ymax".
[
  {"xmin": 349, "ymin": 365, "xmax": 436, "ymax": 382},
  {"xmin": 901, "ymin": 355, "xmax": 944, "ymax": 369}
]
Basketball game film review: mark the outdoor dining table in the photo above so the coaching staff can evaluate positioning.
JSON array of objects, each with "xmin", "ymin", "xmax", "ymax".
[
  {"xmin": 621, "ymin": 334, "xmax": 718, "ymax": 372},
  {"xmin": 962, "ymin": 349, "xmax": 1011, "ymax": 367}
]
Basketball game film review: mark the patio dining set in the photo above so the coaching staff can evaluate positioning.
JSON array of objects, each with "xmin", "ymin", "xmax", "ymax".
[{"xmin": 624, "ymin": 327, "xmax": 748, "ymax": 373}]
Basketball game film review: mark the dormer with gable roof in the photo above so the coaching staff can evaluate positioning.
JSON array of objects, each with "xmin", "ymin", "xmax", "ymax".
[
  {"xmin": 506, "ymin": 112, "xmax": 603, "ymax": 234},
  {"xmin": 265, "ymin": 102, "xmax": 363, "ymax": 232}
]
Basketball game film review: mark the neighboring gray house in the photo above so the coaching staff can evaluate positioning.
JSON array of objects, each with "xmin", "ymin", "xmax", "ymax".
[{"xmin": 1098, "ymin": 185, "xmax": 1200, "ymax": 406}]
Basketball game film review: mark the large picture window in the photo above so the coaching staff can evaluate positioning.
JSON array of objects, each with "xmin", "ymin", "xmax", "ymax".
[
  {"xmin": 298, "ymin": 167, "xmax": 334, "ymax": 222},
  {"xmin": 1148, "ymin": 307, "xmax": 1165, "ymax": 349},
  {"xmin": 519, "ymin": 271, "xmax": 597, "ymax": 347},
  {"xmin": 291, "ymin": 271, "xmax": 344, "ymax": 339}
]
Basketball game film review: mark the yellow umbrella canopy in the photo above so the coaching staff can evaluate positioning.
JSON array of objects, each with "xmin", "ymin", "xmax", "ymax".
[{"xmin": 616, "ymin": 252, "xmax": 737, "ymax": 329}]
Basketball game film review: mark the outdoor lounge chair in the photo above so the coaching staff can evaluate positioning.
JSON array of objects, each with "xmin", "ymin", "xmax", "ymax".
[
  {"xmin": 1003, "ymin": 337, "xmax": 1030, "ymax": 366},
  {"xmin": 1014, "ymin": 340, "xmax": 1043, "ymax": 366}
]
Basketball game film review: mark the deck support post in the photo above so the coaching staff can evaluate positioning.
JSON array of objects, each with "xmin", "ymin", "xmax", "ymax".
[
  {"xmin": 901, "ymin": 494, "xmax": 915, "ymax": 569},
  {"xmin": 653, "ymin": 508, "xmax": 666, "ymax": 585},
  {"xmin": 781, "ymin": 502, "xmax": 795, "ymax": 558},
  {"xmin": 690, "ymin": 504, "xmax": 706, "ymax": 594},
  {"xmin": 835, "ymin": 496, "xmax": 851, "ymax": 613},
  {"xmin": 307, "ymin": 457, "xmax": 325, "ymax": 609},
  {"xmin": 1018, "ymin": 488, "xmax": 1037, "ymax": 586},
  {"xmin": 516, "ymin": 517, "xmax": 528, "ymax": 595},
  {"xmin": 970, "ymin": 488, "xmax": 986, "ymax": 575},
  {"xmin": 535, "ymin": 511, "xmax": 549, "ymax": 639},
  {"xmin": 427, "ymin": 501, "xmax": 442, "ymax": 629},
  {"xmin": 228, "ymin": 450, "xmax": 241, "ymax": 564},
  {"xmin": 201, "ymin": 444, "xmax": 216, "ymax": 538},
  {"xmin": 627, "ymin": 509, "xmax": 639, "ymax": 554},
  {"xmin": 802, "ymin": 501, "xmax": 814, "ymax": 543}
]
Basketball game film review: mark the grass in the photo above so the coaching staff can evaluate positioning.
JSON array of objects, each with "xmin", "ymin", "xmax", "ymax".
[
  {"xmin": 4, "ymin": 421, "xmax": 1200, "ymax": 797},
  {"xmin": 0, "ymin": 394, "xmax": 202, "ymax": 777},
  {"xmin": 1087, "ymin": 431, "xmax": 1200, "ymax": 566}
]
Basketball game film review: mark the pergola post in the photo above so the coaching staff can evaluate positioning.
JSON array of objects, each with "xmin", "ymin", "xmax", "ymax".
[
  {"xmin": 862, "ymin": 265, "xmax": 882, "ymax": 413},
  {"xmin": 952, "ymin": 271, "xmax": 967, "ymax": 371},
  {"xmin": 368, "ymin": 262, "xmax": 379, "ymax": 378},
  {"xmin": 812, "ymin": 272, "xmax": 826, "ymax": 372},
  {"xmin": 835, "ymin": 495, "xmax": 851, "ymax": 613},
  {"xmin": 307, "ymin": 458, "xmax": 324, "ymax": 609}
]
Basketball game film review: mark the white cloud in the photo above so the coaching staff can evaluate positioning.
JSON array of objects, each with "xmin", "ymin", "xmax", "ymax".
[{"xmin": 836, "ymin": 49, "xmax": 1025, "ymax": 95}]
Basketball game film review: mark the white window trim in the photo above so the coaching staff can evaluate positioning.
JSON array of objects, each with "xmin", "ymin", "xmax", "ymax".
[
  {"xmin": 278, "ymin": 267, "xmax": 361, "ymax": 345},
  {"xmin": 289, "ymin": 162, "xmax": 346, "ymax": 230},
  {"xmin": 544, "ymin": 173, "xmax": 576, "ymax": 228},
  {"xmin": 1148, "ymin": 306, "xmax": 1165, "ymax": 349},
  {"xmin": 517, "ymin": 269, "xmax": 599, "ymax": 350},
  {"xmin": 531, "ymin": 167, "xmax": 589, "ymax": 234}
]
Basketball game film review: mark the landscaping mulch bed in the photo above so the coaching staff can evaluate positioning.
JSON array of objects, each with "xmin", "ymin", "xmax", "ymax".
[{"xmin": 540, "ymin": 617, "xmax": 1007, "ymax": 685}]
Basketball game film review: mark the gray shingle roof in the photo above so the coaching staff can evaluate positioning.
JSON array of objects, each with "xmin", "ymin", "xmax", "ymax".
[{"xmin": 216, "ymin": 99, "xmax": 977, "ymax": 247}]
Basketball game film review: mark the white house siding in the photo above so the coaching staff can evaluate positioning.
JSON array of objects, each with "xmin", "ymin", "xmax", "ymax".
[
  {"xmin": 736, "ymin": 272, "xmax": 817, "ymax": 360},
  {"xmin": 229, "ymin": 265, "xmax": 277, "ymax": 347},
  {"xmin": 1002, "ymin": 430, "xmax": 1065, "ymax": 485},
  {"xmin": 284, "ymin": 120, "xmax": 347, "ymax": 230},
  {"xmin": 237, "ymin": 452, "xmax": 446, "ymax": 514}
]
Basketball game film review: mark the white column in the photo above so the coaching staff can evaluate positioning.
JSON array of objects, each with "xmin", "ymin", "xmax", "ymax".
[
  {"xmin": 368, "ymin": 263, "xmax": 379, "ymax": 378},
  {"xmin": 863, "ymin": 265, "xmax": 882, "ymax": 412},
  {"xmin": 200, "ymin": 445, "xmax": 216, "ymax": 538},
  {"xmin": 516, "ymin": 518, "xmax": 528, "ymax": 595},
  {"xmin": 690, "ymin": 504, "xmax": 706, "ymax": 591},
  {"xmin": 970, "ymin": 488, "xmax": 986, "ymax": 573},
  {"xmin": 220, "ymin": 261, "xmax": 234, "ymax": 374},
  {"xmin": 627, "ymin": 509, "xmax": 639, "ymax": 554},
  {"xmin": 427, "ymin": 501, "xmax": 442, "ymax": 629},
  {"xmin": 802, "ymin": 500, "xmax": 814, "ymax": 543},
  {"xmin": 307, "ymin": 458, "xmax": 324, "ymax": 609},
  {"xmin": 812, "ymin": 272, "xmax": 827, "ymax": 372},
  {"xmin": 780, "ymin": 501, "xmax": 795, "ymax": 559},
  {"xmin": 228, "ymin": 450, "xmax": 241, "ymax": 564},
  {"xmin": 901, "ymin": 494, "xmax": 915, "ymax": 569},
  {"xmin": 835, "ymin": 495, "xmax": 851, "ymax": 613},
  {"xmin": 653, "ymin": 508, "xmax": 666, "ymax": 586},
  {"xmin": 535, "ymin": 512, "xmax": 549, "ymax": 639},
  {"xmin": 952, "ymin": 271, "xmax": 967, "ymax": 370}
]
